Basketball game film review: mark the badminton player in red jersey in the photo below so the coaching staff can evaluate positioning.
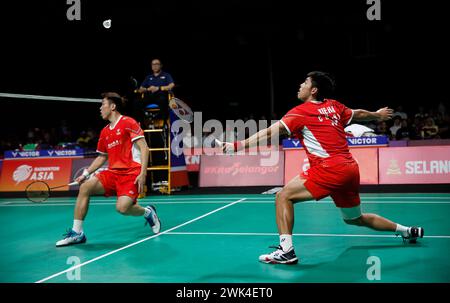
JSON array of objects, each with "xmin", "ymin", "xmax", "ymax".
[
  {"xmin": 56, "ymin": 92, "xmax": 161, "ymax": 247},
  {"xmin": 223, "ymin": 72, "xmax": 423, "ymax": 264}
]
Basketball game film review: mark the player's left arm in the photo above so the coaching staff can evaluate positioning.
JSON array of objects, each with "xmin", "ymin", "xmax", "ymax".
[
  {"xmin": 133, "ymin": 138, "xmax": 149, "ymax": 194},
  {"xmin": 352, "ymin": 107, "xmax": 393, "ymax": 121},
  {"xmin": 224, "ymin": 121, "xmax": 288, "ymax": 152}
]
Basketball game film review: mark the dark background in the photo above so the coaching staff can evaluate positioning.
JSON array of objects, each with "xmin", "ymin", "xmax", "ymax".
[{"xmin": 0, "ymin": 0, "xmax": 448, "ymax": 137}]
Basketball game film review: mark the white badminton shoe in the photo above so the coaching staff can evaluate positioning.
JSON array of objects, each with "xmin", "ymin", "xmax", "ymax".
[{"xmin": 56, "ymin": 229, "xmax": 87, "ymax": 247}]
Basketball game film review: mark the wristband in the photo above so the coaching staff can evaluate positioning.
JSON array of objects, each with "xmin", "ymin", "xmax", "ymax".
[{"xmin": 82, "ymin": 169, "xmax": 90, "ymax": 178}]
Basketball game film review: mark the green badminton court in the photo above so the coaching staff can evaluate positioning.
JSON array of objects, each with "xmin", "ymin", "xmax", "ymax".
[{"xmin": 0, "ymin": 193, "xmax": 449, "ymax": 283}]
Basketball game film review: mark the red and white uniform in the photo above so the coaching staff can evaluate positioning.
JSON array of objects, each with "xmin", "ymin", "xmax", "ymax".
[
  {"xmin": 281, "ymin": 99, "xmax": 360, "ymax": 209},
  {"xmin": 96, "ymin": 115, "xmax": 145, "ymax": 202}
]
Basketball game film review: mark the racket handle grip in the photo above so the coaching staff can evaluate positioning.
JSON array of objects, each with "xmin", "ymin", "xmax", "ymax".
[{"xmin": 68, "ymin": 181, "xmax": 79, "ymax": 186}]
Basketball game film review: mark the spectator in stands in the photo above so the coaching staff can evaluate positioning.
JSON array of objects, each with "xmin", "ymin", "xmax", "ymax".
[
  {"xmin": 393, "ymin": 105, "xmax": 408, "ymax": 120},
  {"xmin": 37, "ymin": 129, "xmax": 53, "ymax": 149},
  {"xmin": 364, "ymin": 120, "xmax": 378, "ymax": 132},
  {"xmin": 411, "ymin": 116, "xmax": 424, "ymax": 138},
  {"xmin": 134, "ymin": 58, "xmax": 175, "ymax": 125},
  {"xmin": 86, "ymin": 129, "xmax": 98, "ymax": 149},
  {"xmin": 428, "ymin": 108, "xmax": 439, "ymax": 122},
  {"xmin": 421, "ymin": 117, "xmax": 439, "ymax": 139},
  {"xmin": 376, "ymin": 121, "xmax": 389, "ymax": 136},
  {"xmin": 60, "ymin": 120, "xmax": 72, "ymax": 142},
  {"xmin": 389, "ymin": 116, "xmax": 402, "ymax": 139},
  {"xmin": 395, "ymin": 119, "xmax": 414, "ymax": 140},
  {"xmin": 415, "ymin": 106, "xmax": 428, "ymax": 120},
  {"xmin": 436, "ymin": 112, "xmax": 450, "ymax": 138},
  {"xmin": 26, "ymin": 128, "xmax": 35, "ymax": 144},
  {"xmin": 76, "ymin": 131, "xmax": 92, "ymax": 148},
  {"xmin": 49, "ymin": 128, "xmax": 58, "ymax": 147}
]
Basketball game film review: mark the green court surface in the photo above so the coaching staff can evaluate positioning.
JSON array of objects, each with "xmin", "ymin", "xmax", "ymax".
[{"xmin": 0, "ymin": 193, "xmax": 449, "ymax": 283}]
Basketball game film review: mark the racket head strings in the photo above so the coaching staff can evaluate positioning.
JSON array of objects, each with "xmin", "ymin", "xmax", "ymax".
[
  {"xmin": 169, "ymin": 97, "xmax": 194, "ymax": 123},
  {"xmin": 25, "ymin": 181, "xmax": 51, "ymax": 203}
]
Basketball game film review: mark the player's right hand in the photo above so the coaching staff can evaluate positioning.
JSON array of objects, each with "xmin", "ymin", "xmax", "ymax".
[
  {"xmin": 75, "ymin": 169, "xmax": 90, "ymax": 184},
  {"xmin": 223, "ymin": 142, "xmax": 235, "ymax": 154},
  {"xmin": 75, "ymin": 175, "xmax": 87, "ymax": 184}
]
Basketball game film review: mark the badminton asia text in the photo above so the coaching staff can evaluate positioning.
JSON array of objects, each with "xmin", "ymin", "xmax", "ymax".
[{"xmin": 176, "ymin": 287, "xmax": 272, "ymax": 300}]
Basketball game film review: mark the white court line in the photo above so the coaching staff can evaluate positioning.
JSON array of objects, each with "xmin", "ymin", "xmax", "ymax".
[
  {"xmin": 34, "ymin": 196, "xmax": 450, "ymax": 200},
  {"xmin": 3, "ymin": 201, "xmax": 450, "ymax": 207},
  {"xmin": 1, "ymin": 196, "xmax": 450, "ymax": 204},
  {"xmin": 0, "ymin": 193, "xmax": 450, "ymax": 201},
  {"xmin": 3, "ymin": 200, "xmax": 450, "ymax": 207},
  {"xmin": 35, "ymin": 198, "xmax": 246, "ymax": 283},
  {"xmin": 165, "ymin": 231, "xmax": 450, "ymax": 239}
]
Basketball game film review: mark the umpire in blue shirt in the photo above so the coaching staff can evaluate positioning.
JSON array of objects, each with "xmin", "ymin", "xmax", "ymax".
[{"xmin": 135, "ymin": 58, "xmax": 175, "ymax": 125}]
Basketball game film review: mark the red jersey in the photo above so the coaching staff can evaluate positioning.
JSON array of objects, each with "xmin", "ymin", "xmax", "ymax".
[
  {"xmin": 96, "ymin": 115, "xmax": 145, "ymax": 174},
  {"xmin": 281, "ymin": 99, "xmax": 354, "ymax": 167}
]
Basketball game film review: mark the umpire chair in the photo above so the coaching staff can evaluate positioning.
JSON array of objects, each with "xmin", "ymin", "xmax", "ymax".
[{"xmin": 135, "ymin": 90, "xmax": 173, "ymax": 195}]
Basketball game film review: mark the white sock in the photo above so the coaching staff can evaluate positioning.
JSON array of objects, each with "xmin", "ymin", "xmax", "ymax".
[
  {"xmin": 279, "ymin": 234, "xmax": 293, "ymax": 252},
  {"xmin": 144, "ymin": 207, "xmax": 151, "ymax": 218},
  {"xmin": 395, "ymin": 224, "xmax": 409, "ymax": 237},
  {"xmin": 73, "ymin": 219, "xmax": 83, "ymax": 234}
]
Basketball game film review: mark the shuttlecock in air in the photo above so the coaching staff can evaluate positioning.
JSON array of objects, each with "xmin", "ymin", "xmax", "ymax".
[{"xmin": 103, "ymin": 19, "xmax": 111, "ymax": 29}]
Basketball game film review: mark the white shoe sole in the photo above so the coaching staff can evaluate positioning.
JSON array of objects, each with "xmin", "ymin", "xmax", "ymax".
[
  {"xmin": 259, "ymin": 256, "xmax": 298, "ymax": 265},
  {"xmin": 56, "ymin": 237, "xmax": 86, "ymax": 247},
  {"xmin": 151, "ymin": 216, "xmax": 161, "ymax": 234}
]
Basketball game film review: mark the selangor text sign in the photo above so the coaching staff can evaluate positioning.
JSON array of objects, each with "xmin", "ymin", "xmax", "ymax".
[
  {"xmin": 199, "ymin": 152, "xmax": 284, "ymax": 187},
  {"xmin": 379, "ymin": 146, "xmax": 450, "ymax": 184}
]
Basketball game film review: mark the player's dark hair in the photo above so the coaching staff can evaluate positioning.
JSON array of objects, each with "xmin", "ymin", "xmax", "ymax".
[
  {"xmin": 307, "ymin": 71, "xmax": 336, "ymax": 101},
  {"xmin": 101, "ymin": 92, "xmax": 127, "ymax": 112}
]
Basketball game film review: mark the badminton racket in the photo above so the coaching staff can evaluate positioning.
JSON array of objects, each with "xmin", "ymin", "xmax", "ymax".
[
  {"xmin": 169, "ymin": 96, "xmax": 194, "ymax": 123},
  {"xmin": 25, "ymin": 181, "xmax": 79, "ymax": 203},
  {"xmin": 213, "ymin": 138, "xmax": 240, "ymax": 153}
]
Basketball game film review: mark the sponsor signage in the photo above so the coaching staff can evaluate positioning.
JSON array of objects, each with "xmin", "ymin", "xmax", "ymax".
[
  {"xmin": 0, "ymin": 158, "xmax": 73, "ymax": 192},
  {"xmin": 199, "ymin": 152, "xmax": 284, "ymax": 187},
  {"xmin": 183, "ymin": 147, "xmax": 280, "ymax": 172},
  {"xmin": 282, "ymin": 136, "xmax": 388, "ymax": 149},
  {"xmin": 184, "ymin": 155, "xmax": 200, "ymax": 172},
  {"xmin": 379, "ymin": 146, "xmax": 450, "ymax": 184},
  {"xmin": 284, "ymin": 148, "xmax": 379, "ymax": 185},
  {"xmin": 4, "ymin": 149, "xmax": 85, "ymax": 159}
]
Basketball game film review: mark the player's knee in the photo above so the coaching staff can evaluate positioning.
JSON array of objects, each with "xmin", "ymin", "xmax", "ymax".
[
  {"xmin": 79, "ymin": 182, "xmax": 93, "ymax": 195},
  {"xmin": 275, "ymin": 190, "xmax": 282, "ymax": 201},
  {"xmin": 344, "ymin": 217, "xmax": 363, "ymax": 226},
  {"xmin": 276, "ymin": 190, "xmax": 290, "ymax": 203},
  {"xmin": 116, "ymin": 203, "xmax": 131, "ymax": 215},
  {"xmin": 275, "ymin": 191, "xmax": 284, "ymax": 207}
]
